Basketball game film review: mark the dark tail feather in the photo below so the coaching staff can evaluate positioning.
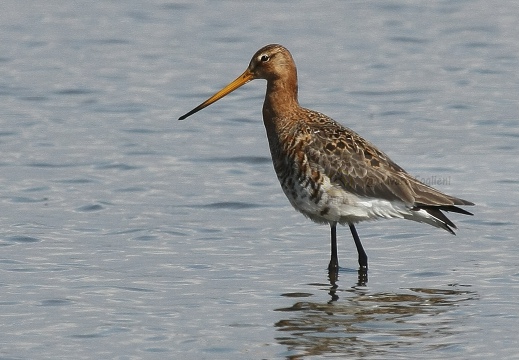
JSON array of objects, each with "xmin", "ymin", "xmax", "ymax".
[
  {"xmin": 413, "ymin": 205, "xmax": 474, "ymax": 235},
  {"xmin": 414, "ymin": 204, "xmax": 474, "ymax": 216}
]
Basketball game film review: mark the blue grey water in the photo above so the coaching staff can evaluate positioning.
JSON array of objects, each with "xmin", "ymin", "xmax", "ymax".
[{"xmin": 0, "ymin": 1, "xmax": 518, "ymax": 359}]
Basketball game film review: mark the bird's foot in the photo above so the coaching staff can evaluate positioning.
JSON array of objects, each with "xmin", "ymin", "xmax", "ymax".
[
  {"xmin": 328, "ymin": 259, "xmax": 339, "ymax": 282},
  {"xmin": 357, "ymin": 266, "xmax": 368, "ymax": 286},
  {"xmin": 328, "ymin": 259, "xmax": 339, "ymax": 274}
]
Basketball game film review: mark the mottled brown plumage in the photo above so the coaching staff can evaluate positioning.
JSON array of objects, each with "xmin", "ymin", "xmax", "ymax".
[{"xmin": 179, "ymin": 44, "xmax": 474, "ymax": 277}]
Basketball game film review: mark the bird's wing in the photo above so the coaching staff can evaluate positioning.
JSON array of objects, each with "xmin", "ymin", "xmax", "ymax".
[{"xmin": 301, "ymin": 114, "xmax": 472, "ymax": 208}]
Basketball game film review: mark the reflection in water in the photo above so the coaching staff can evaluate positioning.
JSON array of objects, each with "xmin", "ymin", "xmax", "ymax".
[
  {"xmin": 328, "ymin": 267, "xmax": 368, "ymax": 292},
  {"xmin": 328, "ymin": 268, "xmax": 367, "ymax": 303},
  {"xmin": 275, "ymin": 283, "xmax": 478, "ymax": 359}
]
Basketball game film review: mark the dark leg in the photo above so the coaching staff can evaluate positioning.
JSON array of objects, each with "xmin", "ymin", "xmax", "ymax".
[
  {"xmin": 357, "ymin": 267, "xmax": 368, "ymax": 286},
  {"xmin": 328, "ymin": 222, "xmax": 339, "ymax": 273},
  {"xmin": 349, "ymin": 224, "xmax": 368, "ymax": 270}
]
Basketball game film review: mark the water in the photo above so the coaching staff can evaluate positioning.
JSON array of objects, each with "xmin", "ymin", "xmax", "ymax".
[{"xmin": 1, "ymin": 0, "xmax": 518, "ymax": 359}]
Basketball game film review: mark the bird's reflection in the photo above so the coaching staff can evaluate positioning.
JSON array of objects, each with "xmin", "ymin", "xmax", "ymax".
[
  {"xmin": 328, "ymin": 266, "xmax": 368, "ymax": 303},
  {"xmin": 275, "ymin": 282, "xmax": 477, "ymax": 359}
]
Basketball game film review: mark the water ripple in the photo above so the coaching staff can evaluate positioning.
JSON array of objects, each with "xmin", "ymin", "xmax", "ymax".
[
  {"xmin": 196, "ymin": 201, "xmax": 265, "ymax": 210},
  {"xmin": 275, "ymin": 286, "xmax": 478, "ymax": 358}
]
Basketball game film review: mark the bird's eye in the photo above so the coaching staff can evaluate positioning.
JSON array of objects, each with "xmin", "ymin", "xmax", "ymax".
[{"xmin": 260, "ymin": 54, "xmax": 270, "ymax": 62}]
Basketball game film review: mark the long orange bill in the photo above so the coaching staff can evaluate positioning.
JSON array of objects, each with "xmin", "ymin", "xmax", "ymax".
[{"xmin": 178, "ymin": 69, "xmax": 254, "ymax": 120}]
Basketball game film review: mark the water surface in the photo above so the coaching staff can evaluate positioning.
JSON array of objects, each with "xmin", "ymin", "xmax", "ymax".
[{"xmin": 1, "ymin": 1, "xmax": 518, "ymax": 359}]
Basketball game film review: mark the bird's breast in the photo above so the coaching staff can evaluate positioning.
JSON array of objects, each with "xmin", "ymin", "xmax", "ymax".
[
  {"xmin": 268, "ymin": 135, "xmax": 409, "ymax": 225},
  {"xmin": 268, "ymin": 136, "xmax": 340, "ymax": 224}
]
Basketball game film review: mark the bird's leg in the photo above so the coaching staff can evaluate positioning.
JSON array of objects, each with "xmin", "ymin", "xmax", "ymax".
[
  {"xmin": 357, "ymin": 267, "xmax": 368, "ymax": 286},
  {"xmin": 349, "ymin": 224, "xmax": 368, "ymax": 270},
  {"xmin": 328, "ymin": 222, "xmax": 339, "ymax": 273}
]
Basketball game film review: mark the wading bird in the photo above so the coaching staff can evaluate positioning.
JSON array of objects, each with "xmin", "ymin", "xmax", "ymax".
[{"xmin": 179, "ymin": 44, "xmax": 474, "ymax": 278}]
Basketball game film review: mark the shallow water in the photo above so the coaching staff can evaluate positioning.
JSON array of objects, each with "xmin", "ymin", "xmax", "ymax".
[{"xmin": 1, "ymin": 1, "xmax": 518, "ymax": 359}]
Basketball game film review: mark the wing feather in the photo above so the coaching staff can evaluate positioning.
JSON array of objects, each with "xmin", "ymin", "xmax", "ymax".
[{"xmin": 300, "ymin": 112, "xmax": 474, "ymax": 209}]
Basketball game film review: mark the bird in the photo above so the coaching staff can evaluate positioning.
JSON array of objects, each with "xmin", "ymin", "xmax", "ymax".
[{"xmin": 179, "ymin": 44, "xmax": 474, "ymax": 277}]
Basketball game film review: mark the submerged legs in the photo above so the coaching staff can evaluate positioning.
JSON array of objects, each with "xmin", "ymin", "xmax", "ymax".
[
  {"xmin": 327, "ymin": 223, "xmax": 368, "ymax": 286},
  {"xmin": 327, "ymin": 223, "xmax": 369, "ymax": 273}
]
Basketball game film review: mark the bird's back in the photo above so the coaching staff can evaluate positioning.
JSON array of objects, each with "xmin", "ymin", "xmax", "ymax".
[{"xmin": 264, "ymin": 106, "xmax": 473, "ymax": 231}]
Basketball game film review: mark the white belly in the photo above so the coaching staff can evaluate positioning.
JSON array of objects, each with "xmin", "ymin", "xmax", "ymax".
[
  {"xmin": 281, "ymin": 179, "xmax": 449, "ymax": 232},
  {"xmin": 285, "ymin": 182, "xmax": 408, "ymax": 223}
]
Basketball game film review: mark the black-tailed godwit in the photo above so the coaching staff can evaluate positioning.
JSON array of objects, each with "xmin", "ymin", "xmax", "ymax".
[{"xmin": 179, "ymin": 44, "xmax": 474, "ymax": 277}]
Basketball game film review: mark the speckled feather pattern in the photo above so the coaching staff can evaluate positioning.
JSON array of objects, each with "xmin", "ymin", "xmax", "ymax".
[
  {"xmin": 179, "ymin": 43, "xmax": 474, "ymax": 236},
  {"xmin": 253, "ymin": 45, "xmax": 473, "ymax": 233},
  {"xmin": 265, "ymin": 107, "xmax": 472, "ymax": 232}
]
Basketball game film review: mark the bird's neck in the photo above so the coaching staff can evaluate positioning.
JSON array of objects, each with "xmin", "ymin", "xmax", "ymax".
[
  {"xmin": 262, "ymin": 75, "xmax": 299, "ymax": 126},
  {"xmin": 262, "ymin": 75, "xmax": 300, "ymax": 157}
]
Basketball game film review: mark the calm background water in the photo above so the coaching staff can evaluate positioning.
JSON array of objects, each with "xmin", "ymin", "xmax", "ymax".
[{"xmin": 1, "ymin": 1, "xmax": 518, "ymax": 359}]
